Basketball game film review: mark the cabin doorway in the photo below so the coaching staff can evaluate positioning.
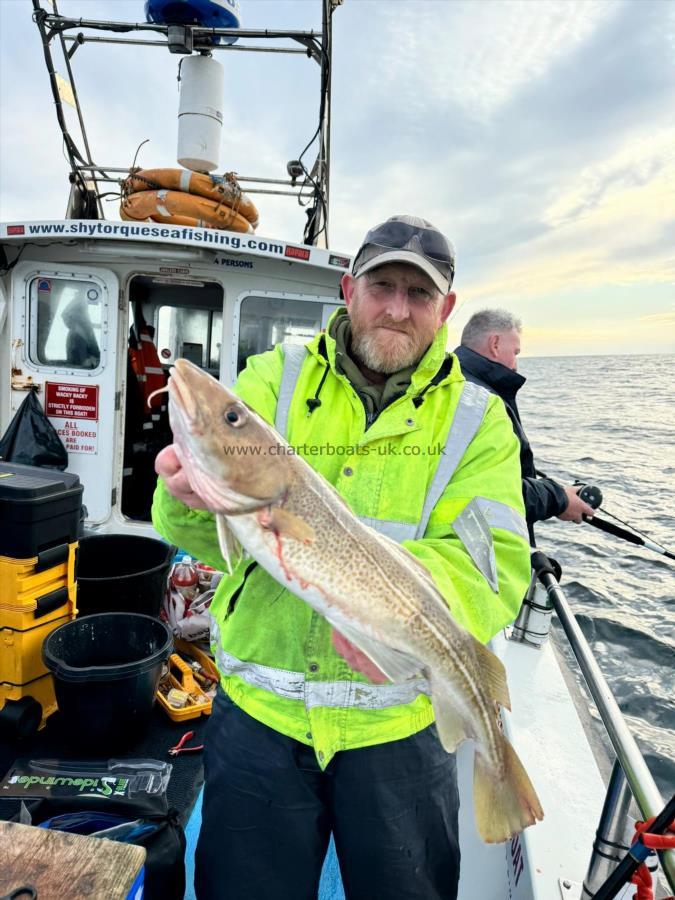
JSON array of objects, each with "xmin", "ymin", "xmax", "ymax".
[{"xmin": 121, "ymin": 274, "xmax": 225, "ymax": 522}]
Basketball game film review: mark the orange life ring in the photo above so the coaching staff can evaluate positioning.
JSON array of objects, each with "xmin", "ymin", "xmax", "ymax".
[
  {"xmin": 120, "ymin": 208, "xmax": 211, "ymax": 229},
  {"xmin": 121, "ymin": 190, "xmax": 254, "ymax": 233},
  {"xmin": 124, "ymin": 168, "xmax": 259, "ymax": 227}
]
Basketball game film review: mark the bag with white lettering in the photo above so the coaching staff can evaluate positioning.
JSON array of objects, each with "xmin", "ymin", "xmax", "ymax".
[{"xmin": 5, "ymin": 759, "xmax": 185, "ymax": 900}]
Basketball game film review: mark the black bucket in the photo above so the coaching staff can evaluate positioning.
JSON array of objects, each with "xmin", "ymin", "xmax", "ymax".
[
  {"xmin": 42, "ymin": 613, "xmax": 173, "ymax": 749},
  {"xmin": 76, "ymin": 534, "xmax": 176, "ymax": 617}
]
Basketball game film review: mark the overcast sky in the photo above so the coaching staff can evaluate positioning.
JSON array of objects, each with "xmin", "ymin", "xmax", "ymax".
[{"xmin": 1, "ymin": 0, "xmax": 674, "ymax": 356}]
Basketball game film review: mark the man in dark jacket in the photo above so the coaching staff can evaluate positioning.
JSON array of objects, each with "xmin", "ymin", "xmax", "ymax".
[{"xmin": 454, "ymin": 309, "xmax": 594, "ymax": 542}]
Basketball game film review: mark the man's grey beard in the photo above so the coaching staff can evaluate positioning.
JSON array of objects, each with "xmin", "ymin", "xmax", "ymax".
[{"xmin": 351, "ymin": 328, "xmax": 422, "ymax": 375}]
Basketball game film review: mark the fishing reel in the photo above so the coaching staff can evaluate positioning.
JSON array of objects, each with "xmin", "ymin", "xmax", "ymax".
[{"xmin": 575, "ymin": 483, "xmax": 603, "ymax": 510}]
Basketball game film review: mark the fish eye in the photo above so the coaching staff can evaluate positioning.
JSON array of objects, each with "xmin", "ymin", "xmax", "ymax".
[{"xmin": 224, "ymin": 404, "xmax": 247, "ymax": 427}]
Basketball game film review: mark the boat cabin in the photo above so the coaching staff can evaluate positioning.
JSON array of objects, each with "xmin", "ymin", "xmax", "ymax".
[{"xmin": 0, "ymin": 225, "xmax": 347, "ymax": 529}]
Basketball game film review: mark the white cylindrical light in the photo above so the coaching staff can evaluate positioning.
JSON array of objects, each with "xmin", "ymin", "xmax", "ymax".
[{"xmin": 177, "ymin": 55, "xmax": 224, "ymax": 173}]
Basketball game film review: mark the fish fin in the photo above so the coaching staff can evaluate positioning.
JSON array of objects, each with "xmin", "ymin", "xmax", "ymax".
[
  {"xmin": 429, "ymin": 681, "xmax": 470, "ymax": 753},
  {"xmin": 327, "ymin": 616, "xmax": 423, "ymax": 683},
  {"xmin": 473, "ymin": 734, "xmax": 544, "ymax": 843},
  {"xmin": 216, "ymin": 514, "xmax": 243, "ymax": 575},
  {"xmin": 260, "ymin": 506, "xmax": 316, "ymax": 544},
  {"xmin": 471, "ymin": 638, "xmax": 511, "ymax": 711}
]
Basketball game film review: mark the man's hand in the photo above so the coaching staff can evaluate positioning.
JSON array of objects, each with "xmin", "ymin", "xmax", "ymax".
[
  {"xmin": 331, "ymin": 630, "xmax": 389, "ymax": 684},
  {"xmin": 155, "ymin": 444, "xmax": 209, "ymax": 510},
  {"xmin": 557, "ymin": 485, "xmax": 596, "ymax": 523}
]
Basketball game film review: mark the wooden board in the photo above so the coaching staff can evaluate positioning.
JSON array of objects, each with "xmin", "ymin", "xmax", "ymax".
[{"xmin": 0, "ymin": 821, "xmax": 145, "ymax": 899}]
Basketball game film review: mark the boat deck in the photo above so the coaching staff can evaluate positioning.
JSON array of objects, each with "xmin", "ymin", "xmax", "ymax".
[{"xmin": 1, "ymin": 631, "xmax": 623, "ymax": 899}]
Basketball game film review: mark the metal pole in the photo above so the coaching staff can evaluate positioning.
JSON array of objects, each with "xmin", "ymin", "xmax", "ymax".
[
  {"xmin": 582, "ymin": 760, "xmax": 634, "ymax": 897},
  {"xmin": 52, "ymin": 0, "xmax": 103, "ymax": 217},
  {"xmin": 75, "ymin": 164, "xmax": 296, "ymax": 188},
  {"xmin": 590, "ymin": 794, "xmax": 675, "ymax": 900},
  {"xmin": 319, "ymin": 0, "xmax": 333, "ymax": 247},
  {"xmin": 42, "ymin": 15, "xmax": 322, "ymax": 42},
  {"xmin": 62, "ymin": 35, "xmax": 309, "ymax": 54},
  {"xmin": 538, "ymin": 569, "xmax": 675, "ymax": 891},
  {"xmin": 510, "ymin": 571, "xmax": 554, "ymax": 647}
]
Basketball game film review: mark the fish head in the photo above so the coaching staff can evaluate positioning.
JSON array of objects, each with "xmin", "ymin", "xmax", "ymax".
[{"xmin": 167, "ymin": 358, "xmax": 289, "ymax": 514}]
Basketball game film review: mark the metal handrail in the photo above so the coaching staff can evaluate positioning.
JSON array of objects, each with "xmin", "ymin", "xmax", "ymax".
[{"xmin": 534, "ymin": 563, "xmax": 675, "ymax": 893}]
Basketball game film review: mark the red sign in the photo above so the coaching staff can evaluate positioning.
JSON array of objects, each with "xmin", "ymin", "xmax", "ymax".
[
  {"xmin": 284, "ymin": 245, "xmax": 311, "ymax": 261},
  {"xmin": 7, "ymin": 225, "xmax": 25, "ymax": 236},
  {"xmin": 45, "ymin": 383, "xmax": 99, "ymax": 421}
]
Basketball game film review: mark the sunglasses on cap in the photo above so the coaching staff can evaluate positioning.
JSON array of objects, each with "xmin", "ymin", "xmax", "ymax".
[{"xmin": 353, "ymin": 220, "xmax": 455, "ymax": 284}]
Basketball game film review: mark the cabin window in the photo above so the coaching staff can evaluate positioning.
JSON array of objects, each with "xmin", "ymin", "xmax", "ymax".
[
  {"xmin": 28, "ymin": 276, "xmax": 103, "ymax": 370},
  {"xmin": 157, "ymin": 306, "xmax": 222, "ymax": 373},
  {"xmin": 237, "ymin": 295, "xmax": 341, "ymax": 373}
]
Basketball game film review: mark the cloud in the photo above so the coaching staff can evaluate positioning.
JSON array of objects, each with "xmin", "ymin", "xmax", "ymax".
[
  {"xmin": 639, "ymin": 310, "xmax": 675, "ymax": 325},
  {"xmin": 543, "ymin": 128, "xmax": 675, "ymax": 229},
  {"xmin": 1, "ymin": 0, "xmax": 673, "ymax": 356},
  {"xmin": 375, "ymin": 0, "xmax": 618, "ymax": 122}
]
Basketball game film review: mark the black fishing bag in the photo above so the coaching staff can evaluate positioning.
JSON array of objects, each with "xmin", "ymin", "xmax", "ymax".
[
  {"xmin": 0, "ymin": 390, "xmax": 68, "ymax": 470},
  {"xmin": 14, "ymin": 792, "xmax": 186, "ymax": 900}
]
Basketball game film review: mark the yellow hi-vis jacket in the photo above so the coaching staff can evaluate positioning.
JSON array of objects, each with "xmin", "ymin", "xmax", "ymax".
[{"xmin": 152, "ymin": 318, "xmax": 531, "ymax": 768}]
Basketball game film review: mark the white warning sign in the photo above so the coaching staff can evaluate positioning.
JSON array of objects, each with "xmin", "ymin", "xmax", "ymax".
[{"xmin": 52, "ymin": 419, "xmax": 99, "ymax": 455}]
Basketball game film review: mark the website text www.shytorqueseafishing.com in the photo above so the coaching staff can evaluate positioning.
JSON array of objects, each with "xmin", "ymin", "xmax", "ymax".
[{"xmin": 14, "ymin": 221, "xmax": 284, "ymax": 254}]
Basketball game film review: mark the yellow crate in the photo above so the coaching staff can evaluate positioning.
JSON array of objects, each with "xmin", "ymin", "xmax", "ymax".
[
  {"xmin": 0, "ymin": 581, "xmax": 77, "ymax": 631},
  {"xmin": 0, "ymin": 672, "xmax": 58, "ymax": 730},
  {"xmin": 156, "ymin": 654, "xmax": 213, "ymax": 722},
  {"xmin": 0, "ymin": 606, "xmax": 75, "ymax": 686},
  {"xmin": 0, "ymin": 541, "xmax": 77, "ymax": 600}
]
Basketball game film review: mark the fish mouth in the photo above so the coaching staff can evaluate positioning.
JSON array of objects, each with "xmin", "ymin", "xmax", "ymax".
[{"xmin": 168, "ymin": 362, "xmax": 200, "ymax": 432}]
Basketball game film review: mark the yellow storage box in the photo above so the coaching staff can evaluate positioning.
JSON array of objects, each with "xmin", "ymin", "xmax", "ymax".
[
  {"xmin": 0, "ymin": 589, "xmax": 76, "ymax": 686},
  {"xmin": 0, "ymin": 673, "xmax": 58, "ymax": 731},
  {"xmin": 0, "ymin": 542, "xmax": 77, "ymax": 602}
]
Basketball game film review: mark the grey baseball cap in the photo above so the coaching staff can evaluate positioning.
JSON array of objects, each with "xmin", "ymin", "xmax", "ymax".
[{"xmin": 352, "ymin": 215, "xmax": 456, "ymax": 293}]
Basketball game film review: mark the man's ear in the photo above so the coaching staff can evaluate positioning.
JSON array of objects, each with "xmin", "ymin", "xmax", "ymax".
[
  {"xmin": 341, "ymin": 273, "xmax": 356, "ymax": 309},
  {"xmin": 487, "ymin": 333, "xmax": 500, "ymax": 359},
  {"xmin": 439, "ymin": 291, "xmax": 456, "ymax": 324}
]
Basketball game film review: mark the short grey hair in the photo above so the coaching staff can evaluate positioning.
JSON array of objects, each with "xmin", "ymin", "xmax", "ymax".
[{"xmin": 460, "ymin": 309, "xmax": 522, "ymax": 348}]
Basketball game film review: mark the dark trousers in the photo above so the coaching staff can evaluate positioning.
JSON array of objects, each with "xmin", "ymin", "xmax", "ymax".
[{"xmin": 195, "ymin": 690, "xmax": 461, "ymax": 900}]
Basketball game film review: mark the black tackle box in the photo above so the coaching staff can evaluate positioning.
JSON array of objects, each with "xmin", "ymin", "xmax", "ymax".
[{"xmin": 0, "ymin": 462, "xmax": 83, "ymax": 559}]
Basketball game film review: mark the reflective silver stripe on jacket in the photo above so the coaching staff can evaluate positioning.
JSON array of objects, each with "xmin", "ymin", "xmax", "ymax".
[
  {"xmin": 211, "ymin": 618, "xmax": 430, "ymax": 710},
  {"xmin": 274, "ymin": 343, "xmax": 308, "ymax": 438},
  {"xmin": 451, "ymin": 498, "xmax": 499, "ymax": 592},
  {"xmin": 413, "ymin": 380, "xmax": 490, "ymax": 539},
  {"xmin": 356, "ymin": 516, "xmax": 416, "ymax": 542},
  {"xmin": 474, "ymin": 497, "xmax": 529, "ymax": 543}
]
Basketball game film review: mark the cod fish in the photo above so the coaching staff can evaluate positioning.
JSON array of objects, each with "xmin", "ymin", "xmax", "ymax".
[{"xmin": 164, "ymin": 358, "xmax": 544, "ymax": 843}]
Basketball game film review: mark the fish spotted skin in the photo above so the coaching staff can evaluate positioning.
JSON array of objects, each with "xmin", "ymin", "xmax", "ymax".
[{"xmin": 167, "ymin": 358, "xmax": 544, "ymax": 842}]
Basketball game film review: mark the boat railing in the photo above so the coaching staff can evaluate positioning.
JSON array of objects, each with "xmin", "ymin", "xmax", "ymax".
[{"xmin": 510, "ymin": 551, "xmax": 675, "ymax": 897}]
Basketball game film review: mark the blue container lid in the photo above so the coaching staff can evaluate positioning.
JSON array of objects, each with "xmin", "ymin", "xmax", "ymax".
[{"xmin": 145, "ymin": 0, "xmax": 242, "ymax": 44}]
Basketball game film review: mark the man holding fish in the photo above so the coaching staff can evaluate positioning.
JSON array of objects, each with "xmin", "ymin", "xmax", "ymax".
[{"xmin": 153, "ymin": 215, "xmax": 539, "ymax": 899}]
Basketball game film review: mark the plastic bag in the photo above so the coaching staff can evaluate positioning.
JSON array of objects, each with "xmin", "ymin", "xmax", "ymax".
[
  {"xmin": 162, "ymin": 562, "xmax": 221, "ymax": 641},
  {"xmin": 162, "ymin": 585, "xmax": 214, "ymax": 641},
  {"xmin": 0, "ymin": 389, "xmax": 67, "ymax": 469}
]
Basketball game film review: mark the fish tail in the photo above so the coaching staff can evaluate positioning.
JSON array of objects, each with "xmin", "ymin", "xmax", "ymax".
[{"xmin": 473, "ymin": 733, "xmax": 544, "ymax": 843}]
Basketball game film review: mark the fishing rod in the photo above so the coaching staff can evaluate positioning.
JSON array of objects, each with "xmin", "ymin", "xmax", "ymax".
[{"xmin": 575, "ymin": 484, "xmax": 675, "ymax": 562}]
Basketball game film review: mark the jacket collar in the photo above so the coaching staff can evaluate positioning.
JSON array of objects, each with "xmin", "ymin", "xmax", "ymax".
[
  {"xmin": 453, "ymin": 345, "xmax": 526, "ymax": 397},
  {"xmin": 307, "ymin": 308, "xmax": 460, "ymax": 392}
]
